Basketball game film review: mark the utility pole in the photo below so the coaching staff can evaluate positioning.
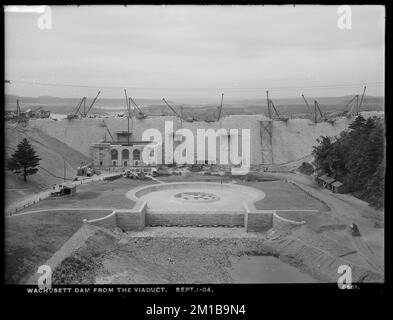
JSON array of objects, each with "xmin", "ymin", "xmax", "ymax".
[{"xmin": 64, "ymin": 160, "xmax": 66, "ymax": 181}]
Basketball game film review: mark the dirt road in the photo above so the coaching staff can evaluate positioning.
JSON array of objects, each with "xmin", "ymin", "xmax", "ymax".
[{"xmin": 269, "ymin": 172, "xmax": 384, "ymax": 273}]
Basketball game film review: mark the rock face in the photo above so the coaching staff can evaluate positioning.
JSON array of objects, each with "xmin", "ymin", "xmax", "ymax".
[{"xmin": 29, "ymin": 114, "xmax": 354, "ymax": 165}]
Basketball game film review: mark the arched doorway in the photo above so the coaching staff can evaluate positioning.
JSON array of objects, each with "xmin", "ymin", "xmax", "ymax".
[
  {"xmin": 133, "ymin": 149, "xmax": 141, "ymax": 166},
  {"xmin": 122, "ymin": 149, "xmax": 129, "ymax": 167},
  {"xmin": 111, "ymin": 149, "xmax": 118, "ymax": 166}
]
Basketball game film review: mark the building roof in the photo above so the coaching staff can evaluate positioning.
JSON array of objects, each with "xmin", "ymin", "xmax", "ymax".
[
  {"xmin": 61, "ymin": 182, "xmax": 76, "ymax": 189},
  {"xmin": 332, "ymin": 181, "xmax": 344, "ymax": 187},
  {"xmin": 318, "ymin": 175, "xmax": 335, "ymax": 184}
]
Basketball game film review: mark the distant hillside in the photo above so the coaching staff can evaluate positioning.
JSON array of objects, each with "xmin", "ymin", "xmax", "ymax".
[
  {"xmin": 4, "ymin": 95, "xmax": 173, "ymax": 111},
  {"xmin": 4, "ymin": 94, "xmax": 384, "ymax": 118},
  {"xmin": 235, "ymin": 95, "xmax": 384, "ymax": 106}
]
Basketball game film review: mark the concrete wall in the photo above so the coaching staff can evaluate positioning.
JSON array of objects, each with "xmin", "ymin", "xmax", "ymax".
[
  {"xmin": 29, "ymin": 114, "xmax": 353, "ymax": 166},
  {"xmin": 116, "ymin": 202, "xmax": 147, "ymax": 231},
  {"xmin": 244, "ymin": 210, "xmax": 274, "ymax": 232}
]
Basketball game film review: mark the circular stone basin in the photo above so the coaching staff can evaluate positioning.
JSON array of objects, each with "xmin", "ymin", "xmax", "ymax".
[
  {"xmin": 127, "ymin": 182, "xmax": 265, "ymax": 213},
  {"xmin": 173, "ymin": 191, "xmax": 219, "ymax": 203}
]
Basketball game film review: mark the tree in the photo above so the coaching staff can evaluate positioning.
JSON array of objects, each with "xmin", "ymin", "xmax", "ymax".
[
  {"xmin": 7, "ymin": 138, "xmax": 41, "ymax": 182},
  {"xmin": 312, "ymin": 115, "xmax": 385, "ymax": 209}
]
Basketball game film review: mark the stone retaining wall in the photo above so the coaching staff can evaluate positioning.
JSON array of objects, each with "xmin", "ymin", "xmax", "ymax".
[
  {"xmin": 146, "ymin": 212, "xmax": 244, "ymax": 227},
  {"xmin": 273, "ymin": 211, "xmax": 307, "ymax": 232}
]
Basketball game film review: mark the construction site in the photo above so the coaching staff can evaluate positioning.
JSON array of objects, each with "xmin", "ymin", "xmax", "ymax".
[
  {"xmin": 9, "ymin": 86, "xmax": 377, "ymax": 170},
  {"xmin": 5, "ymin": 85, "xmax": 385, "ymax": 285}
]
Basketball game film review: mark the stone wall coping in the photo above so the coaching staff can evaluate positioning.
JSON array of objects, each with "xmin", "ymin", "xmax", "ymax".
[
  {"xmin": 83, "ymin": 210, "xmax": 116, "ymax": 224},
  {"xmin": 273, "ymin": 211, "xmax": 307, "ymax": 225}
]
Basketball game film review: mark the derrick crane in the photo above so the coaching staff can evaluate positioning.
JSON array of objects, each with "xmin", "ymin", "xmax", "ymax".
[
  {"xmin": 67, "ymin": 97, "xmax": 86, "ymax": 119},
  {"xmin": 101, "ymin": 120, "xmax": 114, "ymax": 142},
  {"xmin": 344, "ymin": 95, "xmax": 359, "ymax": 117},
  {"xmin": 358, "ymin": 86, "xmax": 367, "ymax": 111},
  {"xmin": 266, "ymin": 91, "xmax": 289, "ymax": 121},
  {"xmin": 83, "ymin": 91, "xmax": 101, "ymax": 117},
  {"xmin": 162, "ymin": 98, "xmax": 181, "ymax": 118},
  {"xmin": 313, "ymin": 100, "xmax": 324, "ymax": 123},
  {"xmin": 129, "ymin": 97, "xmax": 147, "ymax": 119}
]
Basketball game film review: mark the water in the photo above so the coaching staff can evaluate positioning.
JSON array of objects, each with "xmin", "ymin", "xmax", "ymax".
[{"xmin": 228, "ymin": 255, "xmax": 317, "ymax": 283}]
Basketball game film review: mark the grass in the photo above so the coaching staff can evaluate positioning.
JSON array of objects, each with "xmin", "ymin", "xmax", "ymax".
[
  {"xmin": 243, "ymin": 181, "xmax": 329, "ymax": 211},
  {"xmin": 5, "ymin": 209, "xmax": 112, "ymax": 284},
  {"xmin": 17, "ymin": 178, "xmax": 155, "ymax": 213}
]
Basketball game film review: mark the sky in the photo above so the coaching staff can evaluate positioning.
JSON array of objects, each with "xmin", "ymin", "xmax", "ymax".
[{"xmin": 4, "ymin": 5, "xmax": 385, "ymax": 101}]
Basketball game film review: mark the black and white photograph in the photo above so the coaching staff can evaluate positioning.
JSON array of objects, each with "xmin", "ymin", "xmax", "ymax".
[{"xmin": 3, "ymin": 4, "xmax": 386, "ymax": 303}]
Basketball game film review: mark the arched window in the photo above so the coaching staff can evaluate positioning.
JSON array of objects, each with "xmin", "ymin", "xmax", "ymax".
[
  {"xmin": 122, "ymin": 149, "xmax": 129, "ymax": 160},
  {"xmin": 133, "ymin": 149, "xmax": 141, "ymax": 160},
  {"xmin": 111, "ymin": 149, "xmax": 118, "ymax": 160}
]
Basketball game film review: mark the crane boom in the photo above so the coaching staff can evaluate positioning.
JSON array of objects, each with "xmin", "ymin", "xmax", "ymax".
[
  {"xmin": 269, "ymin": 100, "xmax": 280, "ymax": 118},
  {"xmin": 217, "ymin": 93, "xmax": 224, "ymax": 121},
  {"xmin": 129, "ymin": 97, "xmax": 144, "ymax": 114},
  {"xmin": 74, "ymin": 97, "xmax": 85, "ymax": 116},
  {"xmin": 359, "ymin": 86, "xmax": 367, "ymax": 111},
  {"xmin": 301, "ymin": 94, "xmax": 312, "ymax": 115},
  {"xmin": 85, "ymin": 91, "xmax": 101, "ymax": 116},
  {"xmin": 162, "ymin": 98, "xmax": 181, "ymax": 117},
  {"xmin": 103, "ymin": 120, "xmax": 114, "ymax": 141},
  {"xmin": 124, "ymin": 89, "xmax": 132, "ymax": 118},
  {"xmin": 16, "ymin": 99, "xmax": 20, "ymax": 116}
]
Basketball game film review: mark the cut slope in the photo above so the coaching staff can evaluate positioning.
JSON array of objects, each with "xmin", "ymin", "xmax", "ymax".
[{"xmin": 5, "ymin": 123, "xmax": 91, "ymax": 203}]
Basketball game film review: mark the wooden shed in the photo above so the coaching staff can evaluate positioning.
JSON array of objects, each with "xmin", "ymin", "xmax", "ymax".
[
  {"xmin": 318, "ymin": 174, "xmax": 335, "ymax": 189},
  {"xmin": 331, "ymin": 180, "xmax": 346, "ymax": 193}
]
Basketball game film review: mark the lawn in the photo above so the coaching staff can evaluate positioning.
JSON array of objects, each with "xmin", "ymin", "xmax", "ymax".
[
  {"xmin": 17, "ymin": 178, "xmax": 155, "ymax": 213},
  {"xmin": 242, "ymin": 181, "xmax": 329, "ymax": 211},
  {"xmin": 5, "ymin": 209, "xmax": 112, "ymax": 284}
]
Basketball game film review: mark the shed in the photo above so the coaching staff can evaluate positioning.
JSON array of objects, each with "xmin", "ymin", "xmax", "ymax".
[
  {"xmin": 318, "ymin": 175, "xmax": 335, "ymax": 188},
  {"xmin": 331, "ymin": 180, "xmax": 346, "ymax": 193},
  {"xmin": 58, "ymin": 182, "xmax": 76, "ymax": 196}
]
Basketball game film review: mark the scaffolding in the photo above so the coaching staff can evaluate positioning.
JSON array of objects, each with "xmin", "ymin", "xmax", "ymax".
[{"xmin": 259, "ymin": 120, "xmax": 274, "ymax": 164}]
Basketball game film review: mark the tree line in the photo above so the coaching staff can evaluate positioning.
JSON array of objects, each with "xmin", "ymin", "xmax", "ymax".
[{"xmin": 312, "ymin": 115, "xmax": 385, "ymax": 209}]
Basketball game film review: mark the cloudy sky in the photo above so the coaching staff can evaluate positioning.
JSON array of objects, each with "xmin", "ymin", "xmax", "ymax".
[{"xmin": 5, "ymin": 5, "xmax": 385, "ymax": 101}]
